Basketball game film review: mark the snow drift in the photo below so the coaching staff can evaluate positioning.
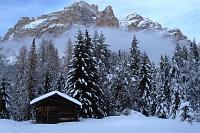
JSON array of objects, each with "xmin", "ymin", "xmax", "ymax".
[{"xmin": 0, "ymin": 111, "xmax": 199, "ymax": 133}]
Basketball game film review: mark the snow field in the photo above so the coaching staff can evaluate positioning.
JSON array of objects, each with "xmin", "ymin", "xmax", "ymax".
[{"xmin": 0, "ymin": 111, "xmax": 199, "ymax": 133}]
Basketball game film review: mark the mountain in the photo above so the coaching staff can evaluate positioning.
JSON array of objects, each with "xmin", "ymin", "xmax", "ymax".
[
  {"xmin": 121, "ymin": 13, "xmax": 189, "ymax": 43},
  {"xmin": 2, "ymin": 1, "xmax": 190, "ymax": 44},
  {"xmin": 2, "ymin": 1, "xmax": 119, "ymax": 40}
]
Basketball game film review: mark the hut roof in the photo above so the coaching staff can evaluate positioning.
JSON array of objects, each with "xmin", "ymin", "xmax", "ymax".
[{"xmin": 30, "ymin": 91, "xmax": 82, "ymax": 106}]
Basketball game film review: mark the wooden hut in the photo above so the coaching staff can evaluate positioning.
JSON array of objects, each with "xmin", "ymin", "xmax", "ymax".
[{"xmin": 30, "ymin": 91, "xmax": 82, "ymax": 124}]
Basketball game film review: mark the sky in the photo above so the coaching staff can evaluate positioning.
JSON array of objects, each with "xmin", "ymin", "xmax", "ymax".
[{"xmin": 0, "ymin": 0, "xmax": 200, "ymax": 40}]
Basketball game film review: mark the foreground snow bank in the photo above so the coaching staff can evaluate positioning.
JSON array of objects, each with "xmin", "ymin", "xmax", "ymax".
[{"xmin": 0, "ymin": 111, "xmax": 199, "ymax": 133}]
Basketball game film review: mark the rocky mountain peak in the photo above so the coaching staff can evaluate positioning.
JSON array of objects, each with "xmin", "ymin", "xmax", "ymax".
[
  {"xmin": 121, "ymin": 13, "xmax": 162, "ymax": 31},
  {"xmin": 2, "ymin": 1, "xmax": 119, "ymax": 40},
  {"xmin": 2, "ymin": 1, "xmax": 188, "ymax": 43},
  {"xmin": 121, "ymin": 13, "xmax": 188, "ymax": 42},
  {"xmin": 95, "ymin": 5, "xmax": 119, "ymax": 27},
  {"xmin": 70, "ymin": 1, "xmax": 98, "ymax": 11}
]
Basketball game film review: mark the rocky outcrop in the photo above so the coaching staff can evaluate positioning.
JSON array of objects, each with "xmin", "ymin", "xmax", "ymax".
[{"xmin": 95, "ymin": 6, "xmax": 119, "ymax": 27}]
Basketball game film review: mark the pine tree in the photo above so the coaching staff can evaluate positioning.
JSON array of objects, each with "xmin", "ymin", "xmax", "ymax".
[
  {"xmin": 150, "ymin": 63, "xmax": 158, "ymax": 116},
  {"xmin": 67, "ymin": 30, "xmax": 107, "ymax": 118},
  {"xmin": 156, "ymin": 55, "xmax": 171, "ymax": 118},
  {"xmin": 190, "ymin": 39, "xmax": 199, "ymax": 63},
  {"xmin": 45, "ymin": 40, "xmax": 60, "ymax": 89},
  {"xmin": 92, "ymin": 31, "xmax": 111, "ymax": 115},
  {"xmin": 130, "ymin": 35, "xmax": 141, "ymax": 76},
  {"xmin": 179, "ymin": 100, "xmax": 193, "ymax": 123},
  {"xmin": 93, "ymin": 30, "xmax": 100, "ymax": 62},
  {"xmin": 27, "ymin": 38, "xmax": 38, "ymax": 101},
  {"xmin": 63, "ymin": 37, "xmax": 73, "ymax": 80},
  {"xmin": 137, "ymin": 53, "xmax": 153, "ymax": 116},
  {"xmin": 187, "ymin": 40, "xmax": 200, "ymax": 121},
  {"xmin": 129, "ymin": 35, "xmax": 141, "ymax": 110},
  {"xmin": 37, "ymin": 40, "xmax": 60, "ymax": 94},
  {"xmin": 170, "ymin": 43, "xmax": 185, "ymax": 119},
  {"xmin": 171, "ymin": 89, "xmax": 181, "ymax": 119},
  {"xmin": 0, "ymin": 75, "xmax": 10, "ymax": 119},
  {"xmin": 55, "ymin": 73, "xmax": 66, "ymax": 92},
  {"xmin": 13, "ymin": 46, "xmax": 29, "ymax": 121},
  {"xmin": 43, "ymin": 70, "xmax": 52, "ymax": 94},
  {"xmin": 37, "ymin": 39, "xmax": 47, "ymax": 95},
  {"xmin": 111, "ymin": 53, "xmax": 132, "ymax": 113}
]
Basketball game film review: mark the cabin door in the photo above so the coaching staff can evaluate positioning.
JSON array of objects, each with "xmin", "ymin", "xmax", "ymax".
[
  {"xmin": 37, "ymin": 106, "xmax": 59, "ymax": 123},
  {"xmin": 47, "ymin": 106, "xmax": 59, "ymax": 123}
]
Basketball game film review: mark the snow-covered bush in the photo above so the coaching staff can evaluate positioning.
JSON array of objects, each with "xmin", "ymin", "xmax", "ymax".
[
  {"xmin": 179, "ymin": 101, "xmax": 193, "ymax": 123},
  {"xmin": 122, "ymin": 108, "xmax": 132, "ymax": 116}
]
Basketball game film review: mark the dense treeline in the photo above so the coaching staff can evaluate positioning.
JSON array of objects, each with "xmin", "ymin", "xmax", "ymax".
[{"xmin": 0, "ymin": 30, "xmax": 199, "ymax": 123}]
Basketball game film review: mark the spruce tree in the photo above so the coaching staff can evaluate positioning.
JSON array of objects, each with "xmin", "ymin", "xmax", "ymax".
[
  {"xmin": 179, "ymin": 100, "xmax": 193, "ymax": 123},
  {"xmin": 111, "ymin": 53, "xmax": 132, "ymax": 113},
  {"xmin": 190, "ymin": 39, "xmax": 199, "ymax": 63},
  {"xmin": 0, "ymin": 75, "xmax": 10, "ymax": 119},
  {"xmin": 55, "ymin": 73, "xmax": 66, "ymax": 92},
  {"xmin": 43, "ymin": 70, "xmax": 52, "ymax": 94},
  {"xmin": 156, "ymin": 55, "xmax": 171, "ymax": 118},
  {"xmin": 92, "ymin": 31, "xmax": 111, "ymax": 115},
  {"xmin": 129, "ymin": 35, "xmax": 141, "ymax": 110},
  {"xmin": 137, "ymin": 53, "xmax": 153, "ymax": 116},
  {"xmin": 170, "ymin": 43, "xmax": 184, "ymax": 119},
  {"xmin": 130, "ymin": 35, "xmax": 141, "ymax": 77},
  {"xmin": 27, "ymin": 38, "xmax": 38, "ymax": 101},
  {"xmin": 63, "ymin": 37, "xmax": 73, "ymax": 80},
  {"xmin": 67, "ymin": 30, "xmax": 107, "ymax": 118},
  {"xmin": 37, "ymin": 40, "xmax": 60, "ymax": 94},
  {"xmin": 13, "ymin": 46, "xmax": 29, "ymax": 121}
]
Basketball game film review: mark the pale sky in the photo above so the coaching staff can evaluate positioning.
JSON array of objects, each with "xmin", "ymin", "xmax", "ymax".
[{"xmin": 0, "ymin": 0, "xmax": 199, "ymax": 40}]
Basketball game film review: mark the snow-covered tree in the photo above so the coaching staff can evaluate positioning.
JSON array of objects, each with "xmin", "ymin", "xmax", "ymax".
[
  {"xmin": 130, "ymin": 35, "xmax": 141, "ymax": 75},
  {"xmin": 190, "ymin": 39, "xmax": 199, "ymax": 63},
  {"xmin": 156, "ymin": 55, "xmax": 172, "ymax": 118},
  {"xmin": 42, "ymin": 70, "xmax": 52, "ymax": 94},
  {"xmin": 179, "ymin": 100, "xmax": 193, "ymax": 123},
  {"xmin": 13, "ymin": 46, "xmax": 29, "ymax": 121},
  {"xmin": 111, "ymin": 53, "xmax": 132, "ymax": 113},
  {"xmin": 128, "ymin": 35, "xmax": 141, "ymax": 110},
  {"xmin": 137, "ymin": 53, "xmax": 153, "ymax": 116},
  {"xmin": 37, "ymin": 40, "xmax": 60, "ymax": 95},
  {"xmin": 27, "ymin": 38, "xmax": 38, "ymax": 101},
  {"xmin": 63, "ymin": 37, "xmax": 73, "ymax": 79},
  {"xmin": 0, "ymin": 75, "xmax": 10, "ymax": 119},
  {"xmin": 92, "ymin": 31, "xmax": 111, "ymax": 115},
  {"xmin": 45, "ymin": 40, "xmax": 60, "ymax": 89},
  {"xmin": 55, "ymin": 73, "xmax": 66, "ymax": 92},
  {"xmin": 67, "ymin": 30, "xmax": 107, "ymax": 118}
]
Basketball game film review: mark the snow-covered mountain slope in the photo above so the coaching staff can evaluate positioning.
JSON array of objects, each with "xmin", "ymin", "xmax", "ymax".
[{"xmin": 0, "ymin": 111, "xmax": 199, "ymax": 133}]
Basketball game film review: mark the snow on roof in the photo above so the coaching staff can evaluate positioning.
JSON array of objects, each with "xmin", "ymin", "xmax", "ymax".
[{"xmin": 30, "ymin": 91, "xmax": 82, "ymax": 106}]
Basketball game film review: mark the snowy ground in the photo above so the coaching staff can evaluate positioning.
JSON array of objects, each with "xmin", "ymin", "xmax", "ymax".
[{"xmin": 0, "ymin": 111, "xmax": 199, "ymax": 133}]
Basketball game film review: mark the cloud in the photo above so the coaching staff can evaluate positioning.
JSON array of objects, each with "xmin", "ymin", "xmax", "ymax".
[{"xmin": 0, "ymin": 26, "xmax": 175, "ymax": 64}]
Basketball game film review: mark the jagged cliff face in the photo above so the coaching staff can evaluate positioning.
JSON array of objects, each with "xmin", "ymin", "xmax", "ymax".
[
  {"xmin": 3, "ymin": 1, "xmax": 119, "ymax": 40},
  {"xmin": 2, "ymin": 1, "xmax": 188, "ymax": 43}
]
